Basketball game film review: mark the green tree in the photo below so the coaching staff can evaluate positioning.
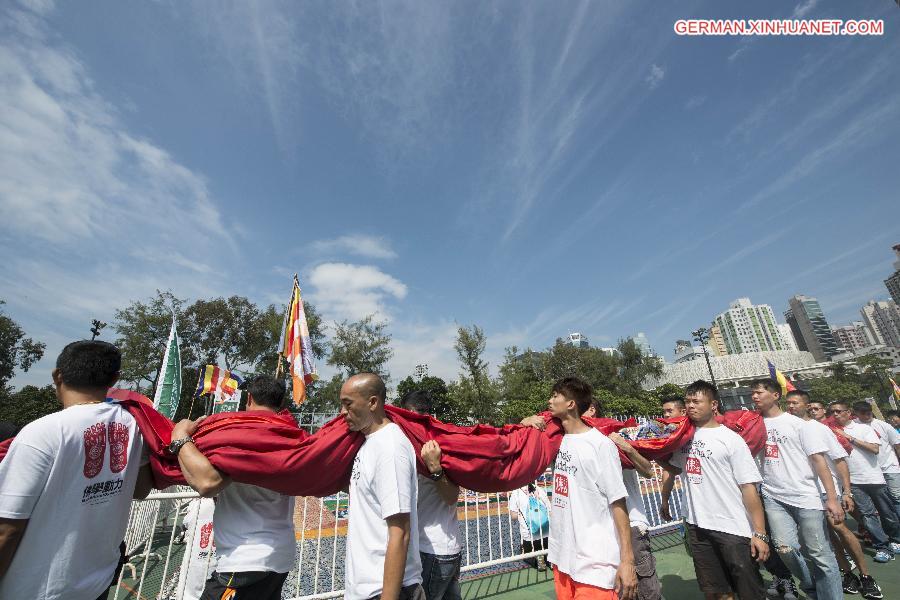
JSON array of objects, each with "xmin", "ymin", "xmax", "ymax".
[
  {"xmin": 327, "ymin": 315, "xmax": 393, "ymax": 379},
  {"xmin": 650, "ymin": 383, "xmax": 685, "ymax": 406},
  {"xmin": 541, "ymin": 340, "xmax": 618, "ymax": 393},
  {"xmin": 181, "ymin": 296, "xmax": 275, "ymax": 372},
  {"xmin": 0, "ymin": 385, "xmax": 61, "ymax": 428},
  {"xmin": 615, "ymin": 338, "xmax": 663, "ymax": 396},
  {"xmin": 0, "ymin": 300, "xmax": 46, "ymax": 391},
  {"xmin": 805, "ymin": 377, "xmax": 869, "ymax": 405},
  {"xmin": 395, "ymin": 375, "xmax": 453, "ymax": 421},
  {"xmin": 295, "ymin": 373, "xmax": 344, "ymax": 416},
  {"xmin": 453, "ymin": 325, "xmax": 500, "ymax": 424},
  {"xmin": 854, "ymin": 354, "xmax": 893, "ymax": 400}
]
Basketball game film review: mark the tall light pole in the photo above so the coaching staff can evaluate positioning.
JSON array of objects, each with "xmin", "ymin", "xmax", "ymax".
[
  {"xmin": 692, "ymin": 327, "xmax": 717, "ymax": 387},
  {"xmin": 90, "ymin": 319, "xmax": 107, "ymax": 340}
]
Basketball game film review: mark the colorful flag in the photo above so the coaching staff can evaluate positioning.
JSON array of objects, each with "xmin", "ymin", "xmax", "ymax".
[
  {"xmin": 282, "ymin": 277, "xmax": 318, "ymax": 404},
  {"xmin": 767, "ymin": 360, "xmax": 796, "ymax": 397},
  {"xmin": 195, "ymin": 365, "xmax": 243, "ymax": 401},
  {"xmin": 152, "ymin": 314, "xmax": 182, "ymax": 420},
  {"xmin": 889, "ymin": 377, "xmax": 900, "ymax": 410}
]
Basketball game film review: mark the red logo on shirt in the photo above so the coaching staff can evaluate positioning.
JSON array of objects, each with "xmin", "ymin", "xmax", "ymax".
[
  {"xmin": 199, "ymin": 522, "xmax": 214, "ymax": 549},
  {"xmin": 685, "ymin": 457, "xmax": 702, "ymax": 475},
  {"xmin": 83, "ymin": 423, "xmax": 107, "ymax": 478},
  {"xmin": 107, "ymin": 422, "xmax": 130, "ymax": 473},
  {"xmin": 554, "ymin": 473, "xmax": 569, "ymax": 497},
  {"xmin": 765, "ymin": 443, "xmax": 780, "ymax": 459}
]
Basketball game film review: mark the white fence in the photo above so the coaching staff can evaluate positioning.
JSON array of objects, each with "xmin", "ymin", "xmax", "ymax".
[{"xmin": 107, "ymin": 464, "xmax": 687, "ymax": 600}]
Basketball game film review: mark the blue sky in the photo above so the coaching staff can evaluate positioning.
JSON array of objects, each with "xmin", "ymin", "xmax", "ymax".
[{"xmin": 2, "ymin": 0, "xmax": 899, "ymax": 389}]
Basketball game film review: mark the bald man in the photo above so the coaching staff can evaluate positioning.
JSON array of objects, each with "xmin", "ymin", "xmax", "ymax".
[{"xmin": 341, "ymin": 374, "xmax": 424, "ymax": 600}]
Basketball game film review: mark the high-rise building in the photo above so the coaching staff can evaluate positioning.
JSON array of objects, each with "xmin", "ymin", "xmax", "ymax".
[
  {"xmin": 777, "ymin": 324, "xmax": 799, "ymax": 352},
  {"xmin": 832, "ymin": 324, "xmax": 870, "ymax": 352},
  {"xmin": 567, "ymin": 332, "xmax": 589, "ymax": 348},
  {"xmin": 714, "ymin": 298, "xmax": 786, "ymax": 354},
  {"xmin": 785, "ymin": 295, "xmax": 839, "ymax": 362},
  {"xmin": 860, "ymin": 300, "xmax": 900, "ymax": 348},
  {"xmin": 884, "ymin": 244, "xmax": 900, "ymax": 305},
  {"xmin": 630, "ymin": 332, "xmax": 654, "ymax": 356},
  {"xmin": 709, "ymin": 325, "xmax": 728, "ymax": 356}
]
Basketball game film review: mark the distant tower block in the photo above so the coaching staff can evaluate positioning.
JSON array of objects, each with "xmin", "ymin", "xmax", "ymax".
[{"xmin": 415, "ymin": 364, "xmax": 429, "ymax": 380}]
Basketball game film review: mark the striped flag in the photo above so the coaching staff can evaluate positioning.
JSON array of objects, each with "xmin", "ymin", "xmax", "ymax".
[
  {"xmin": 195, "ymin": 365, "xmax": 243, "ymax": 401},
  {"xmin": 152, "ymin": 314, "xmax": 182, "ymax": 419},
  {"xmin": 889, "ymin": 377, "xmax": 900, "ymax": 410},
  {"xmin": 767, "ymin": 360, "xmax": 796, "ymax": 397},
  {"xmin": 282, "ymin": 277, "xmax": 318, "ymax": 405}
]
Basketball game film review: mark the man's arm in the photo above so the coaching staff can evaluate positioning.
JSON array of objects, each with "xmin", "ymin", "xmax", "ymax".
[
  {"xmin": 421, "ymin": 441, "xmax": 460, "ymax": 506},
  {"xmin": 657, "ymin": 458, "xmax": 680, "ymax": 521},
  {"xmin": 809, "ymin": 453, "xmax": 843, "ymax": 524},
  {"xmin": 608, "ymin": 433, "xmax": 654, "ymax": 478},
  {"xmin": 738, "ymin": 483, "xmax": 769, "ymax": 563},
  {"xmin": 382, "ymin": 512, "xmax": 411, "ymax": 600},
  {"xmin": 832, "ymin": 457, "xmax": 855, "ymax": 512},
  {"xmin": 0, "ymin": 518, "xmax": 26, "ymax": 578},
  {"xmin": 833, "ymin": 428, "xmax": 881, "ymax": 454},
  {"xmin": 133, "ymin": 464, "xmax": 155, "ymax": 500},
  {"xmin": 171, "ymin": 418, "xmax": 231, "ymax": 498},
  {"xmin": 610, "ymin": 499, "xmax": 637, "ymax": 600}
]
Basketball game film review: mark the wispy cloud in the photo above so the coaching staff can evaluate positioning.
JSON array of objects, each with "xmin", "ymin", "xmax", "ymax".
[
  {"xmin": 310, "ymin": 235, "xmax": 397, "ymax": 260},
  {"xmin": 701, "ymin": 228, "xmax": 791, "ymax": 276},
  {"xmin": 646, "ymin": 64, "xmax": 665, "ymax": 89},
  {"xmin": 307, "ymin": 262, "xmax": 407, "ymax": 323},
  {"xmin": 792, "ymin": 0, "xmax": 819, "ymax": 18},
  {"xmin": 685, "ymin": 95, "xmax": 707, "ymax": 110}
]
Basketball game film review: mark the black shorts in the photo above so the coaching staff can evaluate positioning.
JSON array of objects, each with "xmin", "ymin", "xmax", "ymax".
[
  {"xmin": 686, "ymin": 524, "xmax": 765, "ymax": 599},
  {"xmin": 200, "ymin": 570, "xmax": 288, "ymax": 600}
]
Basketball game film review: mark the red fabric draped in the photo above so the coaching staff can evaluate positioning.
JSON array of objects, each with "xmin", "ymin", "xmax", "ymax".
[
  {"xmin": 717, "ymin": 410, "xmax": 767, "ymax": 456},
  {"xmin": 0, "ymin": 438, "xmax": 11, "ymax": 463},
  {"xmin": 823, "ymin": 416, "xmax": 853, "ymax": 453}
]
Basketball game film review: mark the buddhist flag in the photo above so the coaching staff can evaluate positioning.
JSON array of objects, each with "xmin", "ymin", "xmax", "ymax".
[
  {"xmin": 195, "ymin": 365, "xmax": 243, "ymax": 400},
  {"xmin": 152, "ymin": 314, "xmax": 182, "ymax": 420},
  {"xmin": 889, "ymin": 377, "xmax": 900, "ymax": 410},
  {"xmin": 767, "ymin": 360, "xmax": 796, "ymax": 397},
  {"xmin": 282, "ymin": 277, "xmax": 318, "ymax": 405}
]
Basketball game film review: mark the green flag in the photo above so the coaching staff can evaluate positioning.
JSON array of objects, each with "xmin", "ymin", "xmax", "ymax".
[{"xmin": 153, "ymin": 315, "xmax": 182, "ymax": 419}]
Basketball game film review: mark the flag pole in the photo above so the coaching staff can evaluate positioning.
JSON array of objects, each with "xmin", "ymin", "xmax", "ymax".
[{"xmin": 275, "ymin": 275, "xmax": 298, "ymax": 378}]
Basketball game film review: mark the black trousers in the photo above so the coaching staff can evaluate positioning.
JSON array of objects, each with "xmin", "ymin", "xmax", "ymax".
[{"xmin": 200, "ymin": 570, "xmax": 289, "ymax": 600}]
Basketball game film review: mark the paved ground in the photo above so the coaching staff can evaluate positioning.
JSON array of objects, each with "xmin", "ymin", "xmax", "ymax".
[{"xmin": 466, "ymin": 543, "xmax": 900, "ymax": 599}]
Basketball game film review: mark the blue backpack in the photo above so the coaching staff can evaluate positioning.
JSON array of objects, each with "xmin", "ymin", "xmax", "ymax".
[{"xmin": 526, "ymin": 495, "xmax": 550, "ymax": 537}]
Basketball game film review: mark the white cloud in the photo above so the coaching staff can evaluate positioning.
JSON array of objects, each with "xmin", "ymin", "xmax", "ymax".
[
  {"xmin": 685, "ymin": 95, "xmax": 706, "ymax": 110},
  {"xmin": 310, "ymin": 235, "xmax": 397, "ymax": 260},
  {"xmin": 793, "ymin": 0, "xmax": 819, "ymax": 18},
  {"xmin": 646, "ymin": 64, "xmax": 665, "ymax": 89},
  {"xmin": 307, "ymin": 262, "xmax": 407, "ymax": 322}
]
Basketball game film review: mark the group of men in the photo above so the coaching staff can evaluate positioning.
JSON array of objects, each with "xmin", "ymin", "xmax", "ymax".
[{"xmin": 1, "ymin": 340, "xmax": 900, "ymax": 600}]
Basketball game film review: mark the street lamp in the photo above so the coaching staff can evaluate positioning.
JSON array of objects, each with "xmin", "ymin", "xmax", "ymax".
[
  {"xmin": 90, "ymin": 319, "xmax": 107, "ymax": 340},
  {"xmin": 692, "ymin": 327, "xmax": 718, "ymax": 387}
]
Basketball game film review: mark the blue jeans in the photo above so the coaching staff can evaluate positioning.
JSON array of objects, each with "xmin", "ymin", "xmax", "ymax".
[
  {"xmin": 420, "ymin": 552, "xmax": 462, "ymax": 600},
  {"xmin": 851, "ymin": 482, "xmax": 900, "ymax": 549},
  {"xmin": 883, "ymin": 472, "xmax": 900, "ymax": 517},
  {"xmin": 763, "ymin": 496, "xmax": 842, "ymax": 600}
]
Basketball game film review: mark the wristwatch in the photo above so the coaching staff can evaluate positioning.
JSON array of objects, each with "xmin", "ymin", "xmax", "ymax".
[
  {"xmin": 168, "ymin": 436, "xmax": 194, "ymax": 455},
  {"xmin": 429, "ymin": 469, "xmax": 444, "ymax": 482},
  {"xmin": 752, "ymin": 531, "xmax": 770, "ymax": 543}
]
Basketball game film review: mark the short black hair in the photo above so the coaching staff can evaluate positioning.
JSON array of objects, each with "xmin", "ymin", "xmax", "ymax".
[
  {"xmin": 399, "ymin": 390, "xmax": 432, "ymax": 415},
  {"xmin": 56, "ymin": 340, "xmax": 121, "ymax": 392},
  {"xmin": 684, "ymin": 380, "xmax": 719, "ymax": 402},
  {"xmin": 247, "ymin": 375, "xmax": 286, "ymax": 409},
  {"xmin": 785, "ymin": 389, "xmax": 810, "ymax": 403},
  {"xmin": 590, "ymin": 398, "xmax": 603, "ymax": 417},
  {"xmin": 807, "ymin": 399, "xmax": 826, "ymax": 409},
  {"xmin": 0, "ymin": 422, "xmax": 18, "ymax": 442},
  {"xmin": 852, "ymin": 401, "xmax": 873, "ymax": 413},
  {"xmin": 750, "ymin": 378, "xmax": 781, "ymax": 397},
  {"xmin": 828, "ymin": 401, "xmax": 849, "ymax": 412},
  {"xmin": 552, "ymin": 377, "xmax": 593, "ymax": 416},
  {"xmin": 662, "ymin": 398, "xmax": 686, "ymax": 409}
]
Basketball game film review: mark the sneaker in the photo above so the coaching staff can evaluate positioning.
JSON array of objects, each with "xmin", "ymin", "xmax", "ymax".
[
  {"xmin": 536, "ymin": 554, "xmax": 547, "ymax": 572},
  {"xmin": 781, "ymin": 578, "xmax": 800, "ymax": 600},
  {"xmin": 766, "ymin": 577, "xmax": 782, "ymax": 598},
  {"xmin": 873, "ymin": 550, "xmax": 892, "ymax": 563},
  {"xmin": 890, "ymin": 542, "xmax": 900, "ymax": 554},
  {"xmin": 842, "ymin": 570, "xmax": 861, "ymax": 594},
  {"xmin": 846, "ymin": 554, "xmax": 857, "ymax": 572},
  {"xmin": 859, "ymin": 574, "xmax": 884, "ymax": 600}
]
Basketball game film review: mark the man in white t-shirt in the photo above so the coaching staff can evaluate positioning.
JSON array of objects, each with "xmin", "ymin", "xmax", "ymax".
[
  {"xmin": 522, "ymin": 377, "xmax": 637, "ymax": 600},
  {"xmin": 170, "ymin": 375, "xmax": 297, "ymax": 600},
  {"xmin": 853, "ymin": 401, "xmax": 900, "ymax": 515},
  {"xmin": 399, "ymin": 390, "xmax": 461, "ymax": 600},
  {"xmin": 508, "ymin": 483, "xmax": 551, "ymax": 570},
  {"xmin": 786, "ymin": 391, "xmax": 884, "ymax": 599},
  {"xmin": 341, "ymin": 373, "xmax": 424, "ymax": 600},
  {"xmin": 828, "ymin": 401, "xmax": 900, "ymax": 564},
  {"xmin": 751, "ymin": 378, "xmax": 843, "ymax": 600},
  {"xmin": 0, "ymin": 340, "xmax": 154, "ymax": 600},
  {"xmin": 659, "ymin": 380, "xmax": 769, "ymax": 600}
]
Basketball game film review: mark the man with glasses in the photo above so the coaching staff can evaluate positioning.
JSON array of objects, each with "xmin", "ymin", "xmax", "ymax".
[
  {"xmin": 828, "ymin": 401, "xmax": 900, "ymax": 564},
  {"xmin": 852, "ymin": 402, "xmax": 900, "ymax": 516}
]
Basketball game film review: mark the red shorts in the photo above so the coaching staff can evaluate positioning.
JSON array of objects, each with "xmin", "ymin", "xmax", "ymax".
[{"xmin": 553, "ymin": 567, "xmax": 618, "ymax": 600}]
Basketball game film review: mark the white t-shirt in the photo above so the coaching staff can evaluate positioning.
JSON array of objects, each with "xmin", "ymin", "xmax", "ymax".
[
  {"xmin": 345, "ymin": 423, "xmax": 421, "ymax": 600},
  {"xmin": 623, "ymin": 469, "xmax": 650, "ymax": 530},
  {"xmin": 861, "ymin": 418, "xmax": 900, "ymax": 475},
  {"xmin": 761, "ymin": 413, "xmax": 828, "ymax": 510},
  {"xmin": 805, "ymin": 419, "xmax": 848, "ymax": 494},
  {"xmin": 843, "ymin": 422, "xmax": 886, "ymax": 485},
  {"xmin": 417, "ymin": 475, "xmax": 461, "ymax": 555},
  {"xmin": 547, "ymin": 429, "xmax": 628, "ymax": 590},
  {"xmin": 670, "ymin": 425, "xmax": 761, "ymax": 538},
  {"xmin": 0, "ymin": 402, "xmax": 146, "ymax": 600},
  {"xmin": 508, "ymin": 486, "xmax": 551, "ymax": 542},
  {"xmin": 213, "ymin": 482, "xmax": 296, "ymax": 573}
]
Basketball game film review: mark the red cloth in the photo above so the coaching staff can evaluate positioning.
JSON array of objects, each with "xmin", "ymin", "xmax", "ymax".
[
  {"xmin": 823, "ymin": 416, "xmax": 853, "ymax": 453},
  {"xmin": 0, "ymin": 438, "xmax": 11, "ymax": 463},
  {"xmin": 717, "ymin": 410, "xmax": 767, "ymax": 456}
]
